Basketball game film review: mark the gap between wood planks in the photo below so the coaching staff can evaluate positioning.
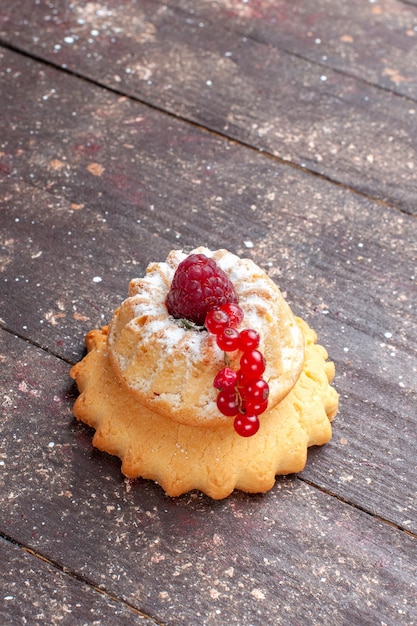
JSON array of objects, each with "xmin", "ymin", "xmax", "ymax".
[
  {"xmin": 299, "ymin": 477, "xmax": 417, "ymax": 540},
  {"xmin": 0, "ymin": 476, "xmax": 416, "ymax": 623},
  {"xmin": 400, "ymin": 0, "xmax": 417, "ymax": 7},
  {"xmin": 0, "ymin": 325, "xmax": 77, "ymax": 366},
  {"xmin": 0, "ymin": 530, "xmax": 164, "ymax": 626},
  {"xmin": 1, "ymin": 311, "xmax": 416, "ymax": 544},
  {"xmin": 1, "ymin": 30, "xmax": 416, "ymax": 576},
  {"xmin": 0, "ymin": 37, "xmax": 415, "ymax": 221},
  {"xmin": 152, "ymin": 0, "xmax": 417, "ymax": 101}
]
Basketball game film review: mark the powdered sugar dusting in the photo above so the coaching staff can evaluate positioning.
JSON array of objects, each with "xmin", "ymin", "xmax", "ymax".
[{"xmin": 107, "ymin": 248, "xmax": 304, "ymax": 426}]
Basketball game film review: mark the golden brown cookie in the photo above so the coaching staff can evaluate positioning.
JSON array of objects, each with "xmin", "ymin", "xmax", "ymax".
[{"xmin": 70, "ymin": 318, "xmax": 338, "ymax": 499}]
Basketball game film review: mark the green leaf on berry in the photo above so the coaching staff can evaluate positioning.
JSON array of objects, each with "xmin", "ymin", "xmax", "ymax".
[{"xmin": 177, "ymin": 318, "xmax": 205, "ymax": 331}]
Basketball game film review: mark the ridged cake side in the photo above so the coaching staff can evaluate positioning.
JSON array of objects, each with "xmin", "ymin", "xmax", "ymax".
[{"xmin": 107, "ymin": 248, "xmax": 305, "ymax": 427}]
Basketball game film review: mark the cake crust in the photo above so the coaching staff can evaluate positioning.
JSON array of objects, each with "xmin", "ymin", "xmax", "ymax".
[{"xmin": 70, "ymin": 318, "xmax": 338, "ymax": 499}]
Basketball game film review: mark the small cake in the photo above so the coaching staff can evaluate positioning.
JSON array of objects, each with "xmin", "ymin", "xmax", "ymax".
[{"xmin": 70, "ymin": 247, "xmax": 338, "ymax": 499}]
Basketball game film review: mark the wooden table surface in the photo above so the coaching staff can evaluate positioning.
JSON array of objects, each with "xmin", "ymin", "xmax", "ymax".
[{"xmin": 1, "ymin": 1, "xmax": 416, "ymax": 624}]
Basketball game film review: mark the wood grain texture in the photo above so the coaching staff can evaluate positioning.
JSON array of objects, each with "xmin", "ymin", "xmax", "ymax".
[
  {"xmin": 1, "ymin": 3, "xmax": 417, "ymax": 624},
  {"xmin": 1, "ymin": 2, "xmax": 416, "ymax": 213},
  {"xmin": 1, "ymin": 330, "xmax": 416, "ymax": 626},
  {"xmin": 169, "ymin": 0, "xmax": 417, "ymax": 99},
  {"xmin": 0, "ymin": 538, "xmax": 157, "ymax": 626},
  {"xmin": 0, "ymin": 47, "xmax": 416, "ymax": 533}
]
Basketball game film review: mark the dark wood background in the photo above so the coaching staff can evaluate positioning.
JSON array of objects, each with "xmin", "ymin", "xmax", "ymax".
[{"xmin": 1, "ymin": 1, "xmax": 416, "ymax": 624}]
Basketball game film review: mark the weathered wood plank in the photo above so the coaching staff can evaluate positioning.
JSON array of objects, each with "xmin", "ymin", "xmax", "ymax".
[
  {"xmin": 0, "ymin": 537, "xmax": 156, "ymax": 625},
  {"xmin": 1, "ymin": 5, "xmax": 416, "ymax": 625},
  {"xmin": 169, "ymin": 0, "xmax": 417, "ymax": 99},
  {"xmin": 1, "ymin": 329, "xmax": 416, "ymax": 626},
  {"xmin": 0, "ymin": 48, "xmax": 416, "ymax": 530},
  {"xmin": 1, "ymin": 4, "xmax": 416, "ymax": 213}
]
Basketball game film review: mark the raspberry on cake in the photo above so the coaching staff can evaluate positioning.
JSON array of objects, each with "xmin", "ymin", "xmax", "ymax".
[
  {"xmin": 70, "ymin": 247, "xmax": 338, "ymax": 499},
  {"xmin": 166, "ymin": 253, "xmax": 238, "ymax": 326}
]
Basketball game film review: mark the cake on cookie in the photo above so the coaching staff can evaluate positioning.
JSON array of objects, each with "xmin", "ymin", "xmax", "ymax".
[{"xmin": 70, "ymin": 247, "xmax": 338, "ymax": 499}]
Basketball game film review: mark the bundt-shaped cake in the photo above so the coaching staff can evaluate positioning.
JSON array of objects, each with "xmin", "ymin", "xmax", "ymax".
[{"xmin": 107, "ymin": 248, "xmax": 305, "ymax": 427}]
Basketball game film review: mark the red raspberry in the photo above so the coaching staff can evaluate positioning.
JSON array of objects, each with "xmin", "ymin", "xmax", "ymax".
[{"xmin": 166, "ymin": 253, "xmax": 238, "ymax": 326}]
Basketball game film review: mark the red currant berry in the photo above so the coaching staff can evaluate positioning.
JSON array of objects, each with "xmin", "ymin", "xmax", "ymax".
[
  {"xmin": 213, "ymin": 367, "xmax": 238, "ymax": 390},
  {"xmin": 239, "ymin": 328, "xmax": 260, "ymax": 351},
  {"xmin": 243, "ymin": 378, "xmax": 269, "ymax": 403},
  {"xmin": 220, "ymin": 303, "xmax": 244, "ymax": 327},
  {"xmin": 245, "ymin": 399, "xmax": 269, "ymax": 416},
  {"xmin": 205, "ymin": 308, "xmax": 229, "ymax": 334},
  {"xmin": 216, "ymin": 327, "xmax": 240, "ymax": 352},
  {"xmin": 236, "ymin": 368, "xmax": 248, "ymax": 384},
  {"xmin": 240, "ymin": 349, "xmax": 266, "ymax": 379},
  {"xmin": 216, "ymin": 389, "xmax": 239, "ymax": 417},
  {"xmin": 233, "ymin": 414, "xmax": 260, "ymax": 437}
]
